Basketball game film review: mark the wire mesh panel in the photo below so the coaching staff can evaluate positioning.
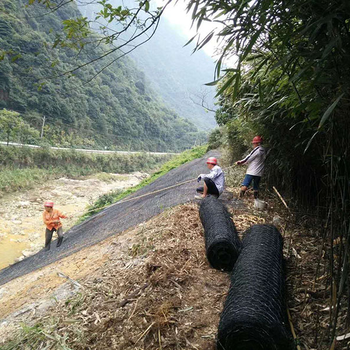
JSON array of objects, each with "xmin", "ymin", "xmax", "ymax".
[
  {"xmin": 199, "ymin": 196, "xmax": 241, "ymax": 271},
  {"xmin": 217, "ymin": 224, "xmax": 294, "ymax": 350}
]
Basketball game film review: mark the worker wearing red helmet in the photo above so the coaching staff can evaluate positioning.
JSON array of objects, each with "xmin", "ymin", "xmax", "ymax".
[
  {"xmin": 42, "ymin": 201, "xmax": 67, "ymax": 251},
  {"xmin": 196, "ymin": 156, "xmax": 225, "ymax": 198},
  {"xmin": 236, "ymin": 136, "xmax": 266, "ymax": 199}
]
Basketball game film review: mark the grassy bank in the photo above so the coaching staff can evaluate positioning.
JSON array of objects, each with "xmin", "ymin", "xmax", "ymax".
[
  {"xmin": 0, "ymin": 146, "xmax": 172, "ymax": 195},
  {"xmin": 81, "ymin": 145, "xmax": 208, "ymax": 220}
]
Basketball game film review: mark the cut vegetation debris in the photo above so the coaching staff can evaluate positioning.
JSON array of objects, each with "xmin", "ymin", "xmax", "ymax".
[
  {"xmin": 0, "ymin": 187, "xmax": 345, "ymax": 349},
  {"xmin": 0, "ymin": 204, "xmax": 228, "ymax": 349}
]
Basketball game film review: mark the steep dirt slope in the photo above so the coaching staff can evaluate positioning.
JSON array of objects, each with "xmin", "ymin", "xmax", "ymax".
[{"xmin": 0, "ymin": 151, "xmax": 219, "ymax": 286}]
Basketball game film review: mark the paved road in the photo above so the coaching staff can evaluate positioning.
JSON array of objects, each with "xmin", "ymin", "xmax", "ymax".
[
  {"xmin": 0, "ymin": 151, "xmax": 220, "ymax": 286},
  {"xmin": 0, "ymin": 141, "xmax": 178, "ymax": 156}
]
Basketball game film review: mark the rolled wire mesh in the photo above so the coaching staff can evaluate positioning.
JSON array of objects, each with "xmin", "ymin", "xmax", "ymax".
[
  {"xmin": 217, "ymin": 224, "xmax": 294, "ymax": 350},
  {"xmin": 199, "ymin": 196, "xmax": 241, "ymax": 271}
]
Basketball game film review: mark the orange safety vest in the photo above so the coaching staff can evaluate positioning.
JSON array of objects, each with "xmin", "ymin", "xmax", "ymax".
[{"xmin": 43, "ymin": 209, "xmax": 67, "ymax": 231}]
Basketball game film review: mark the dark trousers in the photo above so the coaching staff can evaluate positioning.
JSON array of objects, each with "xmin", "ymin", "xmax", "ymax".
[
  {"xmin": 45, "ymin": 227, "xmax": 63, "ymax": 249},
  {"xmin": 197, "ymin": 178, "xmax": 220, "ymax": 197}
]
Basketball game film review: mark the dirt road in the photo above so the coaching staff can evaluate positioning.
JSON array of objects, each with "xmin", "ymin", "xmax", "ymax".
[
  {"xmin": 0, "ymin": 151, "xmax": 219, "ymax": 286},
  {"xmin": 0, "ymin": 172, "xmax": 148, "ymax": 270}
]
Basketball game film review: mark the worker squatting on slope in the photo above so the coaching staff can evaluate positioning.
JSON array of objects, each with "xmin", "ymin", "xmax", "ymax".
[
  {"xmin": 42, "ymin": 201, "xmax": 67, "ymax": 251},
  {"xmin": 196, "ymin": 157, "xmax": 225, "ymax": 198},
  {"xmin": 236, "ymin": 136, "xmax": 266, "ymax": 199}
]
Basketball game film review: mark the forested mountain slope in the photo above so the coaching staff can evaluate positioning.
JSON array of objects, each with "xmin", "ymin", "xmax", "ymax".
[
  {"xmin": 79, "ymin": 1, "xmax": 217, "ymax": 130},
  {"xmin": 130, "ymin": 20, "xmax": 217, "ymax": 130},
  {"xmin": 0, "ymin": 0, "xmax": 206, "ymax": 151}
]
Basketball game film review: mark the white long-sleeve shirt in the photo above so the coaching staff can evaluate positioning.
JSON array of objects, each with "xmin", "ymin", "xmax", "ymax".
[
  {"xmin": 239, "ymin": 146, "xmax": 266, "ymax": 177},
  {"xmin": 200, "ymin": 165, "xmax": 225, "ymax": 194}
]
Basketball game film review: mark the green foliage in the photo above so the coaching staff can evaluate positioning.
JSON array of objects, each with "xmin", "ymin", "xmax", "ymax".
[
  {"xmin": 0, "ymin": 320, "xmax": 72, "ymax": 350},
  {"xmin": 0, "ymin": 0, "xmax": 206, "ymax": 152},
  {"xmin": 84, "ymin": 189, "xmax": 124, "ymax": 216},
  {"xmin": 60, "ymin": 17, "xmax": 90, "ymax": 49},
  {"xmin": 81, "ymin": 145, "xmax": 207, "ymax": 220},
  {"xmin": 198, "ymin": 0, "xmax": 350, "ymax": 201},
  {"xmin": 0, "ymin": 168, "xmax": 48, "ymax": 194},
  {"xmin": 75, "ymin": 0, "xmax": 217, "ymax": 130},
  {"xmin": 127, "ymin": 19, "xmax": 217, "ymax": 130},
  {"xmin": 0, "ymin": 145, "xmax": 171, "ymax": 195},
  {"xmin": 0, "ymin": 109, "xmax": 40, "ymax": 144},
  {"xmin": 207, "ymin": 128, "xmax": 223, "ymax": 150},
  {"xmin": 207, "ymin": 120, "xmax": 249, "ymax": 162},
  {"xmin": 92, "ymin": 172, "xmax": 128, "ymax": 182},
  {"xmin": 196, "ymin": 1, "xmax": 350, "ymax": 345}
]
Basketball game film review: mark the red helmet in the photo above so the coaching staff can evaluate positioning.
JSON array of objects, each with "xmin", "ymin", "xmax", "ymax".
[
  {"xmin": 44, "ymin": 201, "xmax": 54, "ymax": 207},
  {"xmin": 252, "ymin": 136, "xmax": 263, "ymax": 144},
  {"xmin": 206, "ymin": 157, "xmax": 217, "ymax": 165}
]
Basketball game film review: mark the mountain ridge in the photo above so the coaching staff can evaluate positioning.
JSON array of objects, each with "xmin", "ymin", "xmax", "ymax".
[
  {"xmin": 0, "ymin": 0, "xmax": 207, "ymax": 151},
  {"xmin": 78, "ymin": 1, "xmax": 217, "ymax": 130}
]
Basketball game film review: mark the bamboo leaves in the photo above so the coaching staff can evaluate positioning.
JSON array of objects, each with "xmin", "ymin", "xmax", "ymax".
[{"xmin": 318, "ymin": 93, "xmax": 345, "ymax": 130}]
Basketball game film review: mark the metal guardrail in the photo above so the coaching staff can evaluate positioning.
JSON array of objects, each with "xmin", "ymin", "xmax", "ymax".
[{"xmin": 0, "ymin": 141, "xmax": 178, "ymax": 156}]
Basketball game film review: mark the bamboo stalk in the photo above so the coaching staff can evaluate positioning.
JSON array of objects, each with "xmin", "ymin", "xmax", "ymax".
[
  {"xmin": 287, "ymin": 308, "xmax": 301, "ymax": 350},
  {"xmin": 273, "ymin": 186, "xmax": 290, "ymax": 210}
]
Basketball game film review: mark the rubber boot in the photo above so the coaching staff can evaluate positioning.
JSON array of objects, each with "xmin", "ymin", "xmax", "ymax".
[
  {"xmin": 56, "ymin": 236, "xmax": 64, "ymax": 248},
  {"xmin": 254, "ymin": 191, "xmax": 259, "ymax": 199},
  {"xmin": 44, "ymin": 244, "xmax": 51, "ymax": 251}
]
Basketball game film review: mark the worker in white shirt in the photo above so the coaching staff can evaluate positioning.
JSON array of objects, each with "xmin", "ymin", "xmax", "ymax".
[
  {"xmin": 236, "ymin": 136, "xmax": 266, "ymax": 199},
  {"xmin": 196, "ymin": 157, "xmax": 225, "ymax": 198}
]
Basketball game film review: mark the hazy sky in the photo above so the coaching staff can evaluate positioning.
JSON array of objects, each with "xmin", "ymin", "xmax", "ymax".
[{"xmin": 155, "ymin": 0, "xmax": 220, "ymax": 59}]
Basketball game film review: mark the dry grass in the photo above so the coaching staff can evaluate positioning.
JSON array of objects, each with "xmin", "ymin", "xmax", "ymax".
[
  {"xmin": 2, "ymin": 187, "xmax": 346, "ymax": 349},
  {"xmin": 286, "ymin": 218, "xmax": 350, "ymax": 350},
  {"xmin": 1, "ymin": 195, "xmax": 273, "ymax": 350},
  {"xmin": 1, "ymin": 204, "xmax": 228, "ymax": 349},
  {"xmin": 65, "ymin": 204, "xmax": 227, "ymax": 350}
]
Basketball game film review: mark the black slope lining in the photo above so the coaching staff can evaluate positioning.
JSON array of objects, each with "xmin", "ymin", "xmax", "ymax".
[{"xmin": 0, "ymin": 151, "xmax": 219, "ymax": 286}]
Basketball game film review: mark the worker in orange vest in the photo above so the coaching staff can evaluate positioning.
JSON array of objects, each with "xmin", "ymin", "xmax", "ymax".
[{"xmin": 42, "ymin": 201, "xmax": 67, "ymax": 250}]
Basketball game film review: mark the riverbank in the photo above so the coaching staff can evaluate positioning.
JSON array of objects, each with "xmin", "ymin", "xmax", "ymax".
[
  {"xmin": 0, "ymin": 172, "xmax": 148, "ymax": 269},
  {"xmin": 0, "ymin": 146, "xmax": 207, "ymax": 270},
  {"xmin": 0, "ymin": 145, "xmax": 171, "ymax": 196}
]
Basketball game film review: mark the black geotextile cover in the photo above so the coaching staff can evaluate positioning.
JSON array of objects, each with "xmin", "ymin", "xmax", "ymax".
[
  {"xmin": 199, "ymin": 196, "xmax": 241, "ymax": 271},
  {"xmin": 217, "ymin": 224, "xmax": 295, "ymax": 350}
]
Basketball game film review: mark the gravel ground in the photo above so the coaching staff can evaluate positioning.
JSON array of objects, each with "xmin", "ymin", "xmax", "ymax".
[{"xmin": 0, "ymin": 151, "xmax": 220, "ymax": 286}]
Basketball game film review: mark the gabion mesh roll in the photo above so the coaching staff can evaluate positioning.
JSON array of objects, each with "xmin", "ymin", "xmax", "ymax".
[
  {"xmin": 217, "ymin": 224, "xmax": 294, "ymax": 350},
  {"xmin": 199, "ymin": 196, "xmax": 241, "ymax": 271}
]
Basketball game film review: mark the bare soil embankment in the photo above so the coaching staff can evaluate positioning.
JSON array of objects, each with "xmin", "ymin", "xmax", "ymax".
[
  {"xmin": 0, "ymin": 192, "xmax": 270, "ymax": 348},
  {"xmin": 0, "ymin": 152, "xmax": 341, "ymax": 349}
]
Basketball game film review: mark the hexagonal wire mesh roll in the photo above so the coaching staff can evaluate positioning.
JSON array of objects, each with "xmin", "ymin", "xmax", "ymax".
[
  {"xmin": 217, "ymin": 224, "xmax": 294, "ymax": 350},
  {"xmin": 199, "ymin": 196, "xmax": 242, "ymax": 271}
]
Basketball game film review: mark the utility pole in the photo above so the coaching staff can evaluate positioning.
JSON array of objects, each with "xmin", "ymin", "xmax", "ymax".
[{"xmin": 40, "ymin": 115, "xmax": 46, "ymax": 138}]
